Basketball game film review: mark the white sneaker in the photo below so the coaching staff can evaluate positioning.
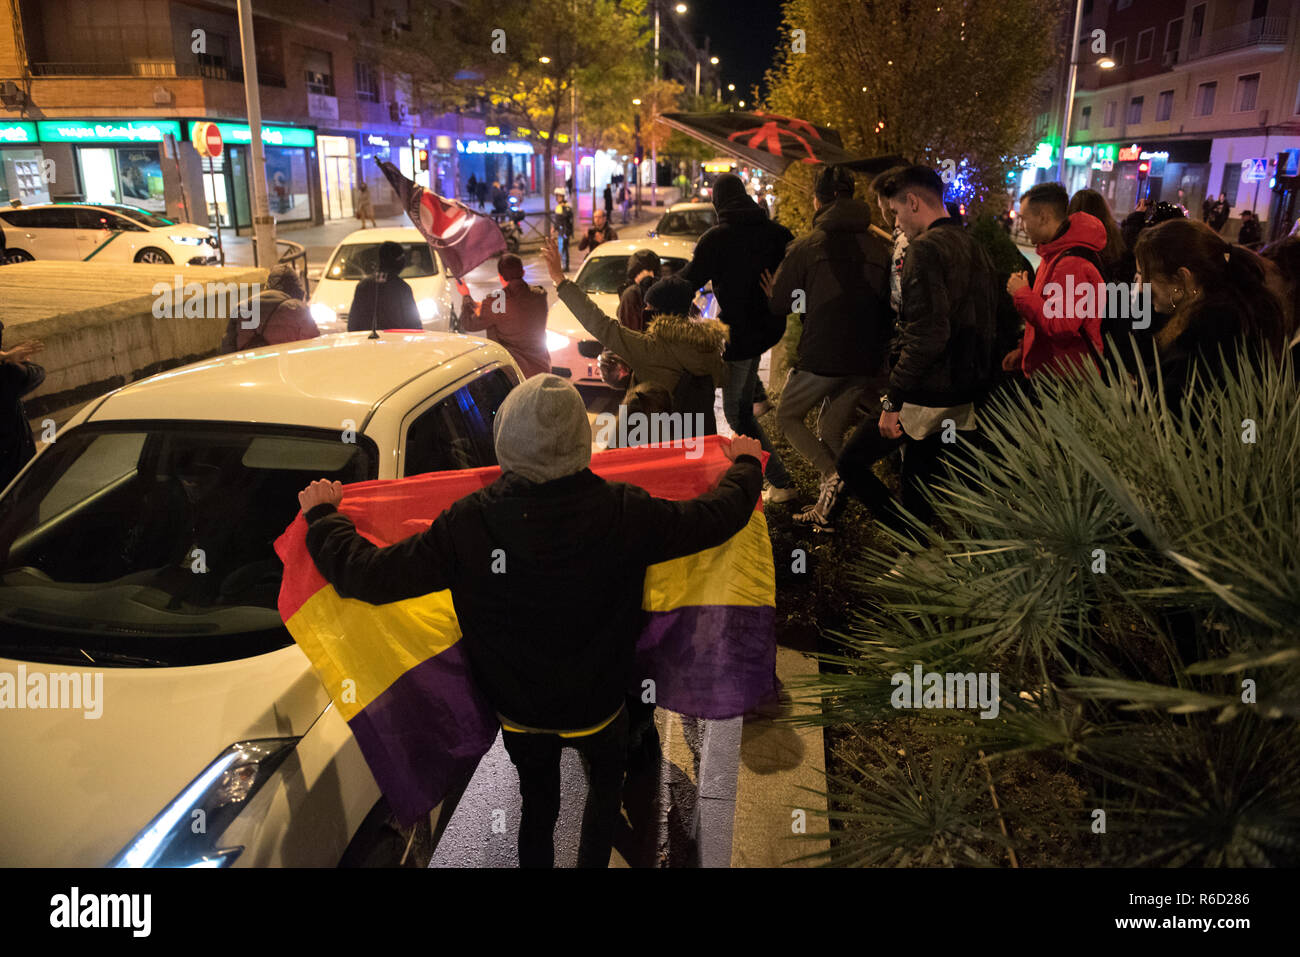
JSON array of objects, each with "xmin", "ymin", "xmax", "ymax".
[{"xmin": 763, "ymin": 484, "xmax": 798, "ymax": 505}]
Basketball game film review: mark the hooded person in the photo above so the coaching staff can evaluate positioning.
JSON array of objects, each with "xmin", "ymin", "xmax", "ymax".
[
  {"xmin": 616, "ymin": 248, "xmax": 662, "ymax": 333},
  {"xmin": 459, "ymin": 253, "xmax": 552, "ymax": 378},
  {"xmin": 543, "ymin": 238, "xmax": 727, "ymax": 434},
  {"xmin": 298, "ymin": 373, "xmax": 764, "ymax": 868},
  {"xmin": 221, "ymin": 264, "xmax": 320, "ymax": 353},
  {"xmin": 677, "ymin": 171, "xmax": 797, "ymax": 496},
  {"xmin": 1005, "ymin": 183, "xmax": 1107, "ymax": 377},
  {"xmin": 348, "ymin": 240, "xmax": 423, "ymax": 332}
]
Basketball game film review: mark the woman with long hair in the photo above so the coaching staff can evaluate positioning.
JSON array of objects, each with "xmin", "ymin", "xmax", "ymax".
[
  {"xmin": 1259, "ymin": 237, "xmax": 1300, "ymax": 351},
  {"xmin": 1068, "ymin": 188, "xmax": 1131, "ymax": 283},
  {"xmin": 1134, "ymin": 219, "xmax": 1288, "ymax": 410}
]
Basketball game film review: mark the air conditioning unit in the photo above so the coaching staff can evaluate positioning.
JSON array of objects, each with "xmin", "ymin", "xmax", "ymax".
[{"xmin": 0, "ymin": 79, "xmax": 24, "ymax": 107}]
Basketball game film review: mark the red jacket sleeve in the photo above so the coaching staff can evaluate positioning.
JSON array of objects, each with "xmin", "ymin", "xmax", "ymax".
[{"xmin": 1013, "ymin": 255, "xmax": 1105, "ymax": 340}]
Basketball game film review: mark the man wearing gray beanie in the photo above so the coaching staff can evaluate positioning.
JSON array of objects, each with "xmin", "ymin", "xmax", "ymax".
[{"xmin": 299, "ymin": 373, "xmax": 764, "ymax": 868}]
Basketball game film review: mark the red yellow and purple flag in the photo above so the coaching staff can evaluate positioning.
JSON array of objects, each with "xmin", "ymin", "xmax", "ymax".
[
  {"xmin": 274, "ymin": 437, "xmax": 776, "ymax": 826},
  {"xmin": 375, "ymin": 158, "xmax": 506, "ymax": 278}
]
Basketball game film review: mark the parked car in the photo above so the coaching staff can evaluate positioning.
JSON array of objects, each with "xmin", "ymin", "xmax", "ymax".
[
  {"xmin": 309, "ymin": 227, "xmax": 459, "ymax": 334},
  {"xmin": 0, "ymin": 332, "xmax": 521, "ymax": 867},
  {"xmin": 546, "ymin": 237, "xmax": 716, "ymax": 389},
  {"xmin": 0, "ymin": 203, "xmax": 218, "ymax": 265},
  {"xmin": 649, "ymin": 202, "xmax": 717, "ymax": 239}
]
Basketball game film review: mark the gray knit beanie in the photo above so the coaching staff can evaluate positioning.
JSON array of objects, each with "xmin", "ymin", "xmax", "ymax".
[{"xmin": 493, "ymin": 374, "xmax": 592, "ymax": 483}]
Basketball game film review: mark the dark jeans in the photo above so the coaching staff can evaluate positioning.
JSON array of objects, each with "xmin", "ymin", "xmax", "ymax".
[
  {"xmin": 723, "ymin": 356, "xmax": 792, "ymax": 488},
  {"xmin": 501, "ymin": 707, "xmax": 629, "ymax": 868},
  {"xmin": 836, "ymin": 422, "xmax": 962, "ymax": 539}
]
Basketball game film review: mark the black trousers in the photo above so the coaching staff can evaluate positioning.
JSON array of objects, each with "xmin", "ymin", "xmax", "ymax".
[
  {"xmin": 501, "ymin": 708, "xmax": 629, "ymax": 868},
  {"xmin": 836, "ymin": 422, "xmax": 962, "ymax": 539}
]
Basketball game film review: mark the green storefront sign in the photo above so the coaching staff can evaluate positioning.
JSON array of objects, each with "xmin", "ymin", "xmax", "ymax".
[
  {"xmin": 0, "ymin": 122, "xmax": 38, "ymax": 145},
  {"xmin": 36, "ymin": 120, "xmax": 183, "ymax": 143},
  {"xmin": 204, "ymin": 121, "xmax": 316, "ymax": 149},
  {"xmin": 1091, "ymin": 143, "xmax": 1118, "ymax": 170}
]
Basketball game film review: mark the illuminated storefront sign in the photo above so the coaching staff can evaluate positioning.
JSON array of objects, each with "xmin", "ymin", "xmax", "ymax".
[
  {"xmin": 37, "ymin": 120, "xmax": 183, "ymax": 143},
  {"xmin": 1091, "ymin": 144, "xmax": 1117, "ymax": 171},
  {"xmin": 1064, "ymin": 145, "xmax": 1092, "ymax": 163},
  {"xmin": 204, "ymin": 121, "xmax": 316, "ymax": 149},
  {"xmin": 1117, "ymin": 144, "xmax": 1142, "ymax": 162},
  {"xmin": 0, "ymin": 122, "xmax": 38, "ymax": 144},
  {"xmin": 456, "ymin": 138, "xmax": 534, "ymax": 155},
  {"xmin": 366, "ymin": 134, "xmax": 391, "ymax": 148}
]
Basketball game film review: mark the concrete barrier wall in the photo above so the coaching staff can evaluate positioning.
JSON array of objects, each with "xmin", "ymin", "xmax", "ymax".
[{"xmin": 1, "ymin": 262, "xmax": 266, "ymax": 419}]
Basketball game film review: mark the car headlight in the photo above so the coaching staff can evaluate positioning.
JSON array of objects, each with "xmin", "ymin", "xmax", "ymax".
[
  {"xmin": 417, "ymin": 298, "xmax": 436, "ymax": 321},
  {"xmin": 168, "ymin": 235, "xmax": 205, "ymax": 245},
  {"xmin": 311, "ymin": 302, "xmax": 338, "ymax": 326},
  {"xmin": 108, "ymin": 738, "xmax": 299, "ymax": 868},
  {"xmin": 545, "ymin": 330, "xmax": 571, "ymax": 351}
]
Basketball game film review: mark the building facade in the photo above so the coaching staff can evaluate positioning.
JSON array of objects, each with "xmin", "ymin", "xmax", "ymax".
[
  {"xmin": 0, "ymin": 0, "xmax": 490, "ymax": 236},
  {"xmin": 1064, "ymin": 0, "xmax": 1300, "ymax": 235}
]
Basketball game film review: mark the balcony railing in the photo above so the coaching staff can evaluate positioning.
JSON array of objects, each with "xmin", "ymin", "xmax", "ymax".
[
  {"xmin": 1186, "ymin": 15, "xmax": 1289, "ymax": 59},
  {"xmin": 28, "ymin": 61, "xmax": 286, "ymax": 87}
]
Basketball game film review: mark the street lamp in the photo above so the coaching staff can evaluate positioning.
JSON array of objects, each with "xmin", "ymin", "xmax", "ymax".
[
  {"xmin": 651, "ymin": 0, "xmax": 688, "ymax": 208},
  {"xmin": 1057, "ymin": 0, "xmax": 1117, "ymax": 183}
]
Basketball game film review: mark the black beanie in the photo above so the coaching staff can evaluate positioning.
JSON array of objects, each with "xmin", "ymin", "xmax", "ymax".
[
  {"xmin": 498, "ymin": 253, "xmax": 524, "ymax": 281},
  {"xmin": 644, "ymin": 276, "xmax": 695, "ymax": 316},
  {"xmin": 814, "ymin": 165, "xmax": 854, "ymax": 203},
  {"xmin": 378, "ymin": 241, "xmax": 405, "ymax": 273},
  {"xmin": 626, "ymin": 248, "xmax": 662, "ymax": 280}
]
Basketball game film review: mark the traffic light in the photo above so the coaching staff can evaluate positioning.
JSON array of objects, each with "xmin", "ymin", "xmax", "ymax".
[
  {"xmin": 1137, "ymin": 160, "xmax": 1150, "ymax": 179},
  {"xmin": 417, "ymin": 148, "xmax": 429, "ymax": 171}
]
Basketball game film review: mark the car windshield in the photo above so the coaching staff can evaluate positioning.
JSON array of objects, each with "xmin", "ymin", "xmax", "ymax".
[
  {"xmin": 325, "ymin": 242, "xmax": 438, "ymax": 280},
  {"xmin": 0, "ymin": 423, "xmax": 375, "ymax": 664},
  {"xmin": 575, "ymin": 255, "xmax": 689, "ymax": 295},
  {"xmin": 657, "ymin": 209, "xmax": 716, "ymax": 236},
  {"xmin": 107, "ymin": 206, "xmax": 176, "ymax": 229}
]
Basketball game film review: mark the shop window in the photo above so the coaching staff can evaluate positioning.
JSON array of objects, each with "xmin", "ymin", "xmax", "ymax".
[
  {"xmin": 1156, "ymin": 90, "xmax": 1174, "ymax": 121},
  {"xmin": 1127, "ymin": 97, "xmax": 1144, "ymax": 124},
  {"xmin": 1195, "ymin": 81, "xmax": 1216, "ymax": 117},
  {"xmin": 304, "ymin": 49, "xmax": 334, "ymax": 96},
  {"xmin": 355, "ymin": 61, "xmax": 379, "ymax": 102},
  {"xmin": 1235, "ymin": 73, "xmax": 1260, "ymax": 113}
]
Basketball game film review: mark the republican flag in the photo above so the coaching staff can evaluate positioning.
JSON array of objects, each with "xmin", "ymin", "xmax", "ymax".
[
  {"xmin": 375, "ymin": 159, "xmax": 505, "ymax": 277},
  {"xmin": 274, "ymin": 436, "xmax": 776, "ymax": 827}
]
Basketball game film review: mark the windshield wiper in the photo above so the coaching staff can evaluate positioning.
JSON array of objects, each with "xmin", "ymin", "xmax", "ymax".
[{"xmin": 0, "ymin": 643, "xmax": 168, "ymax": 667}]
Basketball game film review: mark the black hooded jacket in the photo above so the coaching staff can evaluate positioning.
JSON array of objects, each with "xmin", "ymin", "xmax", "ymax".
[
  {"xmin": 678, "ymin": 176, "xmax": 794, "ymax": 361},
  {"xmin": 767, "ymin": 197, "xmax": 892, "ymax": 377}
]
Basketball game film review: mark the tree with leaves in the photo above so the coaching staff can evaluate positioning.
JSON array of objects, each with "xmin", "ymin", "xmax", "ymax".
[{"xmin": 763, "ymin": 0, "xmax": 1067, "ymax": 228}]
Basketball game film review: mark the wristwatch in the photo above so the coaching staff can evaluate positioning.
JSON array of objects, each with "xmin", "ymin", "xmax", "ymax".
[{"xmin": 880, "ymin": 395, "xmax": 897, "ymax": 413}]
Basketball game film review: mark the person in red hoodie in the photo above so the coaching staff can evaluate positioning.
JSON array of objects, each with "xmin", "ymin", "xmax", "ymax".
[{"xmin": 1004, "ymin": 183, "xmax": 1106, "ymax": 377}]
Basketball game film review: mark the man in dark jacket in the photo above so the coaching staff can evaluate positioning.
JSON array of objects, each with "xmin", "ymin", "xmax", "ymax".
[
  {"xmin": 459, "ymin": 253, "xmax": 552, "ymax": 378},
  {"xmin": 347, "ymin": 241, "xmax": 422, "ymax": 332},
  {"xmin": 299, "ymin": 374, "xmax": 763, "ymax": 868},
  {"xmin": 765, "ymin": 165, "xmax": 892, "ymax": 525},
  {"xmin": 0, "ymin": 328, "xmax": 45, "ymax": 491},
  {"xmin": 578, "ymin": 209, "xmax": 619, "ymax": 254},
  {"xmin": 1237, "ymin": 209, "xmax": 1262, "ymax": 247},
  {"xmin": 678, "ymin": 172, "xmax": 797, "ymax": 500},
  {"xmin": 833, "ymin": 165, "xmax": 1000, "ymax": 538}
]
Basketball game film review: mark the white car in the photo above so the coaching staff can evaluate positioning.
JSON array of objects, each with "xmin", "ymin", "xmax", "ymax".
[
  {"xmin": 546, "ymin": 236, "xmax": 716, "ymax": 389},
  {"xmin": 0, "ymin": 203, "xmax": 219, "ymax": 265},
  {"xmin": 649, "ymin": 202, "xmax": 717, "ymax": 239},
  {"xmin": 309, "ymin": 227, "xmax": 459, "ymax": 334},
  {"xmin": 0, "ymin": 332, "xmax": 521, "ymax": 866}
]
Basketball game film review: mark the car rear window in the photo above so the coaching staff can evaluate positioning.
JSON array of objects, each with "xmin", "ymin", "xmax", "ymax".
[
  {"xmin": 324, "ymin": 242, "xmax": 438, "ymax": 280},
  {"xmin": 657, "ymin": 209, "xmax": 716, "ymax": 235}
]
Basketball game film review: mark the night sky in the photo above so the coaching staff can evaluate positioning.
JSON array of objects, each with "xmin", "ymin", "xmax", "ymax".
[{"xmin": 681, "ymin": 0, "xmax": 785, "ymax": 102}]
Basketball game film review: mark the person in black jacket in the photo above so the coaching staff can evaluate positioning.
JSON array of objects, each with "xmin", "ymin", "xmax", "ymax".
[
  {"xmin": 0, "ymin": 328, "xmax": 45, "ymax": 491},
  {"xmin": 678, "ymin": 172, "xmax": 796, "ymax": 499},
  {"xmin": 299, "ymin": 374, "xmax": 763, "ymax": 868},
  {"xmin": 833, "ymin": 165, "xmax": 1000, "ymax": 538},
  {"xmin": 347, "ymin": 241, "xmax": 422, "ymax": 332},
  {"xmin": 763, "ymin": 164, "xmax": 892, "ymax": 523}
]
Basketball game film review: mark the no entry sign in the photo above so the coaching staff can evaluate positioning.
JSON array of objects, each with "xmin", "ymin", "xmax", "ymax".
[{"xmin": 192, "ymin": 121, "xmax": 224, "ymax": 159}]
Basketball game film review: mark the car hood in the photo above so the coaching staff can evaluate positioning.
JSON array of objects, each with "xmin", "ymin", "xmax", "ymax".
[
  {"xmin": 546, "ymin": 290, "xmax": 619, "ymax": 340},
  {"xmin": 157, "ymin": 223, "xmax": 212, "ymax": 239},
  {"xmin": 0, "ymin": 644, "xmax": 328, "ymax": 866}
]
